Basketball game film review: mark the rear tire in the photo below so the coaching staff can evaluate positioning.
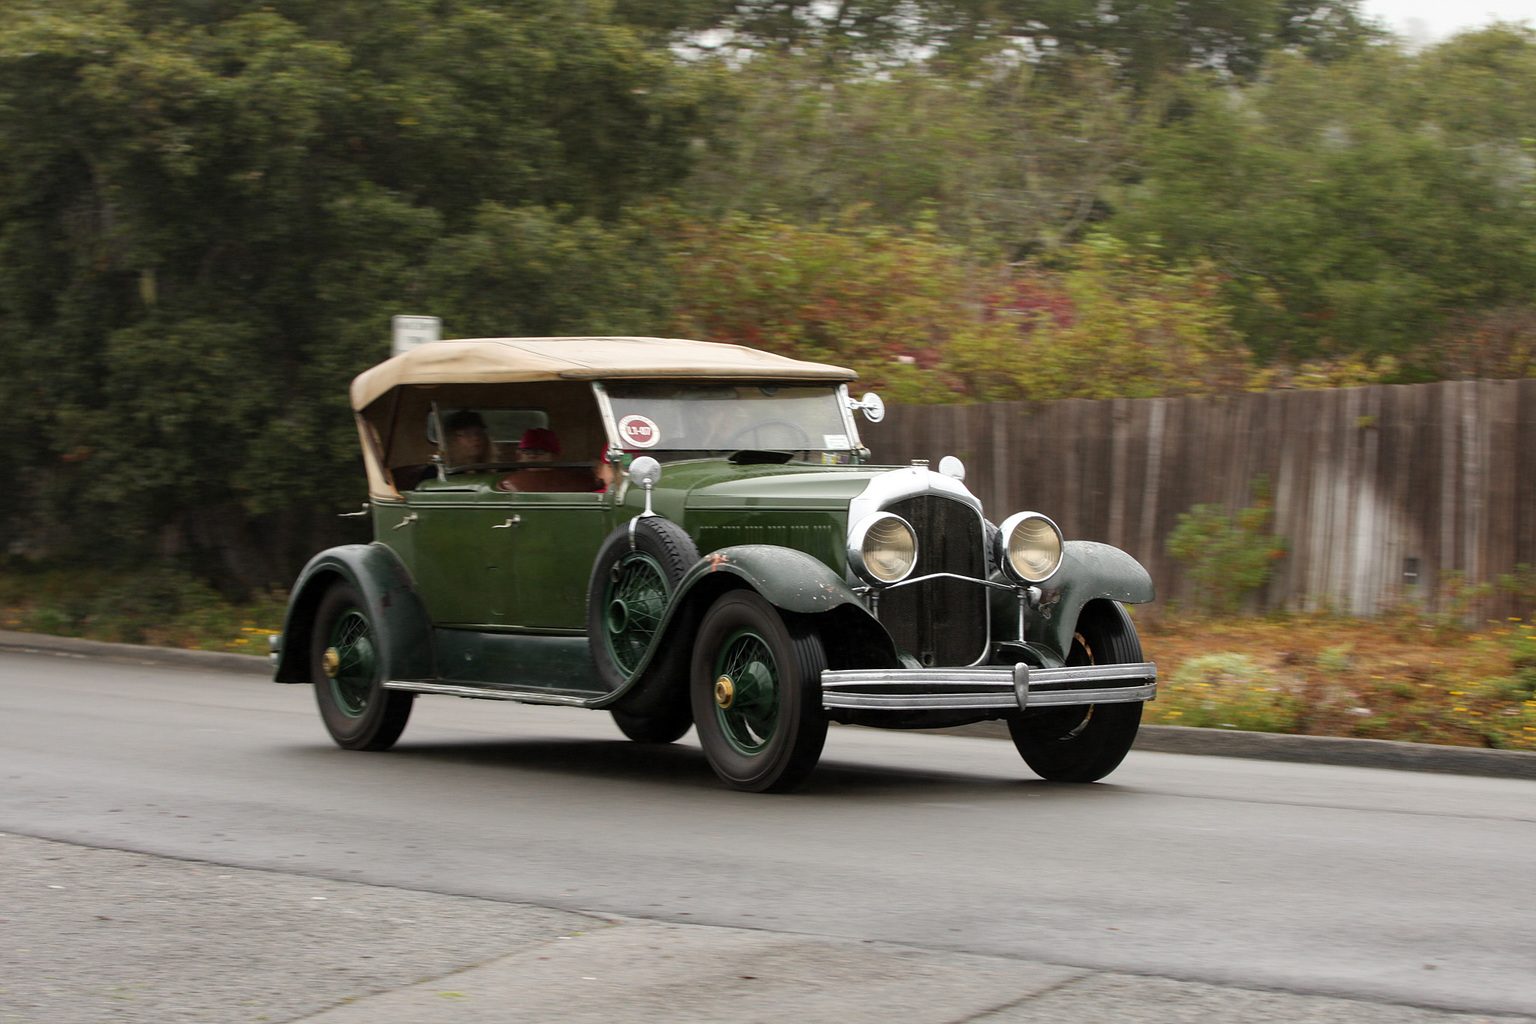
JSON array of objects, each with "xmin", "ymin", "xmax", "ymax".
[
  {"xmin": 311, "ymin": 582, "xmax": 414, "ymax": 751},
  {"xmin": 690, "ymin": 590, "xmax": 828, "ymax": 792},
  {"xmin": 1009, "ymin": 601, "xmax": 1142, "ymax": 782},
  {"xmin": 610, "ymin": 707, "xmax": 693, "ymax": 744}
]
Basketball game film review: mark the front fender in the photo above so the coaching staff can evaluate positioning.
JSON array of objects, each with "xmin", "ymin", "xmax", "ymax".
[
  {"xmin": 597, "ymin": 544, "xmax": 892, "ymax": 711},
  {"xmin": 273, "ymin": 542, "xmax": 434, "ymax": 684},
  {"xmin": 675, "ymin": 544, "xmax": 868, "ymax": 615},
  {"xmin": 1027, "ymin": 541, "xmax": 1155, "ymax": 658}
]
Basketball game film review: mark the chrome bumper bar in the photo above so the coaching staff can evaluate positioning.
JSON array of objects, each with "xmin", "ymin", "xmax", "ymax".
[{"xmin": 820, "ymin": 662, "xmax": 1157, "ymax": 713}]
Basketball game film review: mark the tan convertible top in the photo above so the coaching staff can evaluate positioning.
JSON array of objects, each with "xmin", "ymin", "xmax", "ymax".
[{"xmin": 351, "ymin": 337, "xmax": 856, "ymax": 411}]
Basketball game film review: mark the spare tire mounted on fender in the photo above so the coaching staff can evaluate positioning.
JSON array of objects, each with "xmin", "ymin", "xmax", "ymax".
[{"xmin": 587, "ymin": 516, "xmax": 700, "ymax": 691}]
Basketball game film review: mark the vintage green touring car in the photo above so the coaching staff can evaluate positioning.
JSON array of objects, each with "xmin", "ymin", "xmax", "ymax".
[{"xmin": 271, "ymin": 337, "xmax": 1157, "ymax": 791}]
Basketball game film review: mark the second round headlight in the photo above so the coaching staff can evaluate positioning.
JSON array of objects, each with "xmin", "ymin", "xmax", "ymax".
[
  {"xmin": 848, "ymin": 513, "xmax": 918, "ymax": 585},
  {"xmin": 997, "ymin": 512, "xmax": 1063, "ymax": 583}
]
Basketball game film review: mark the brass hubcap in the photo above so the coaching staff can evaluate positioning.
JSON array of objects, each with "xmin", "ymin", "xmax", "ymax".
[
  {"xmin": 322, "ymin": 647, "xmax": 341, "ymax": 678},
  {"xmin": 714, "ymin": 675, "xmax": 735, "ymax": 709}
]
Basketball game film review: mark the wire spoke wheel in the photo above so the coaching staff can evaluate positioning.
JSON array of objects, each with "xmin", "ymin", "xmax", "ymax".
[
  {"xmin": 603, "ymin": 551, "xmax": 669, "ymax": 676},
  {"xmin": 587, "ymin": 518, "xmax": 700, "ymax": 693},
  {"xmin": 328, "ymin": 609, "xmax": 377, "ymax": 717},
  {"xmin": 713, "ymin": 629, "xmax": 781, "ymax": 755},
  {"xmin": 691, "ymin": 590, "xmax": 828, "ymax": 792},
  {"xmin": 310, "ymin": 582, "xmax": 413, "ymax": 751}
]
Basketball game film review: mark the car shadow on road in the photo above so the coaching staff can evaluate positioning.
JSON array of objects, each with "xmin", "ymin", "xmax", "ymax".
[{"xmin": 342, "ymin": 736, "xmax": 1137, "ymax": 803}]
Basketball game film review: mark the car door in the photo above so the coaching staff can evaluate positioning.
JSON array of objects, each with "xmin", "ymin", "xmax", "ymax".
[
  {"xmin": 485, "ymin": 486, "xmax": 613, "ymax": 631},
  {"xmin": 401, "ymin": 482, "xmax": 511, "ymax": 626}
]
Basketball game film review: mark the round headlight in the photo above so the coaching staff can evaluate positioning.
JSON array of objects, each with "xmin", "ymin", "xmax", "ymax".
[
  {"xmin": 848, "ymin": 513, "xmax": 918, "ymax": 585},
  {"xmin": 997, "ymin": 512, "xmax": 1063, "ymax": 584}
]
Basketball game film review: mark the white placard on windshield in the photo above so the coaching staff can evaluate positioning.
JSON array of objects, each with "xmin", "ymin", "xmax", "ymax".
[
  {"xmin": 619, "ymin": 414, "xmax": 661, "ymax": 448},
  {"xmin": 823, "ymin": 434, "xmax": 849, "ymax": 449}
]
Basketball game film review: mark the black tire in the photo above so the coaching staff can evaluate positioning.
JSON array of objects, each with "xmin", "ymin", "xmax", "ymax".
[
  {"xmin": 311, "ymin": 582, "xmax": 414, "ymax": 751},
  {"xmin": 1008, "ymin": 600, "xmax": 1142, "ymax": 782},
  {"xmin": 610, "ymin": 707, "xmax": 693, "ymax": 744},
  {"xmin": 690, "ymin": 590, "xmax": 828, "ymax": 793},
  {"xmin": 587, "ymin": 517, "xmax": 700, "ymax": 690}
]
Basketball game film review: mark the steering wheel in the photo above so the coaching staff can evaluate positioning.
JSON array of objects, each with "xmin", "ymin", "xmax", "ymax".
[{"xmin": 723, "ymin": 419, "xmax": 812, "ymax": 451}]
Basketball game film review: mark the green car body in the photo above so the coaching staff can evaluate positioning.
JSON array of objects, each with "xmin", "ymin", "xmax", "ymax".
[{"xmin": 274, "ymin": 337, "xmax": 1157, "ymax": 791}]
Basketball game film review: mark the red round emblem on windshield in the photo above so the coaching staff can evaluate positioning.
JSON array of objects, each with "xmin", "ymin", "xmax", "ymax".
[{"xmin": 618, "ymin": 414, "xmax": 660, "ymax": 448}]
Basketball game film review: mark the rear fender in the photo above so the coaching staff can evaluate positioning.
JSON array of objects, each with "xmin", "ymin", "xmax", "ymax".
[
  {"xmin": 1026, "ymin": 540, "xmax": 1154, "ymax": 659},
  {"xmin": 274, "ymin": 543, "xmax": 434, "ymax": 683}
]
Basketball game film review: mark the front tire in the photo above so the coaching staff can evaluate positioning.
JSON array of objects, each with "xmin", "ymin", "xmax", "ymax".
[
  {"xmin": 1009, "ymin": 600, "xmax": 1142, "ymax": 782},
  {"xmin": 690, "ymin": 590, "xmax": 828, "ymax": 793},
  {"xmin": 311, "ymin": 582, "xmax": 414, "ymax": 751}
]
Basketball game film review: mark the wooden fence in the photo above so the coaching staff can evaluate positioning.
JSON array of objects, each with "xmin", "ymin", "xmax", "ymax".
[{"xmin": 862, "ymin": 379, "xmax": 1536, "ymax": 617}]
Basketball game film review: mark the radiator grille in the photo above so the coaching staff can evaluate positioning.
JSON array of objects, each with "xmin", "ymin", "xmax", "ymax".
[{"xmin": 877, "ymin": 494, "xmax": 988, "ymax": 667}]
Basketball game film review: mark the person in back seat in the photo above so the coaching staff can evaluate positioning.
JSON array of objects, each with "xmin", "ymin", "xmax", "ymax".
[
  {"xmin": 516, "ymin": 427, "xmax": 561, "ymax": 463},
  {"xmin": 496, "ymin": 428, "xmax": 597, "ymax": 492}
]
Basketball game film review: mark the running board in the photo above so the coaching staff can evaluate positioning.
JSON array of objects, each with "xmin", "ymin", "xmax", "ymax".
[{"xmin": 382, "ymin": 679, "xmax": 607, "ymax": 707}]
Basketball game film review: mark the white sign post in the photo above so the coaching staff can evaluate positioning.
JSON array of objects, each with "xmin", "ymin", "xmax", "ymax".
[{"xmin": 391, "ymin": 315, "xmax": 441, "ymax": 356}]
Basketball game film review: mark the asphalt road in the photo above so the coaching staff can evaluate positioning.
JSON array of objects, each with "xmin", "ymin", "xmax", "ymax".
[{"xmin": 3, "ymin": 648, "xmax": 1535, "ymax": 1024}]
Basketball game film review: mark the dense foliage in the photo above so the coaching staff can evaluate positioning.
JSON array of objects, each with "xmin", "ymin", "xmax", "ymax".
[{"xmin": 2, "ymin": 0, "xmax": 1535, "ymax": 586}]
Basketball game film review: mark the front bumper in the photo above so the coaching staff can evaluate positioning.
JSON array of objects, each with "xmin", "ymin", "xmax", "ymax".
[{"xmin": 820, "ymin": 662, "xmax": 1156, "ymax": 713}]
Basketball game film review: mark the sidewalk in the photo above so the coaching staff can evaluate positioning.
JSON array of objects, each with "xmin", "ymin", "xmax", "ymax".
[{"xmin": 5, "ymin": 832, "xmax": 1530, "ymax": 1024}]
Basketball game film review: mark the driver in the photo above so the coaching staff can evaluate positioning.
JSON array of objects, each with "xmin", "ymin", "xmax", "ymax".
[{"xmin": 443, "ymin": 410, "xmax": 491, "ymax": 467}]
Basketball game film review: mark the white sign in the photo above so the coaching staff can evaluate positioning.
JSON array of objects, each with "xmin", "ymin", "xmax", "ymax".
[
  {"xmin": 618, "ymin": 414, "xmax": 661, "ymax": 448},
  {"xmin": 391, "ymin": 315, "xmax": 441, "ymax": 356}
]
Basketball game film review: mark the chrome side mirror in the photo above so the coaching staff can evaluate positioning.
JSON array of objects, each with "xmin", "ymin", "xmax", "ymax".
[
  {"xmin": 848, "ymin": 392, "xmax": 885, "ymax": 423},
  {"xmin": 938, "ymin": 455, "xmax": 965, "ymax": 481},
  {"xmin": 629, "ymin": 455, "xmax": 661, "ymax": 516}
]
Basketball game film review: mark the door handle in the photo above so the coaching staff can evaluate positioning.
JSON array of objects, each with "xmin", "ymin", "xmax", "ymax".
[
  {"xmin": 391, "ymin": 513, "xmax": 419, "ymax": 530},
  {"xmin": 492, "ymin": 516, "xmax": 521, "ymax": 529}
]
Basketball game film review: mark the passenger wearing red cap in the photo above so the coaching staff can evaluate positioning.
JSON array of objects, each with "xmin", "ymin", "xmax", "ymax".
[{"xmin": 517, "ymin": 427, "xmax": 561, "ymax": 463}]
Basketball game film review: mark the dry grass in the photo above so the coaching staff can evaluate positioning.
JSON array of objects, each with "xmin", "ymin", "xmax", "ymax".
[{"xmin": 1137, "ymin": 608, "xmax": 1536, "ymax": 751}]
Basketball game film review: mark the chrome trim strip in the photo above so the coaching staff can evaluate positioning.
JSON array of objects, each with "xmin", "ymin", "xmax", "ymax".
[
  {"xmin": 820, "ymin": 662, "xmax": 1157, "ymax": 713},
  {"xmin": 879, "ymin": 571, "xmax": 1015, "ymax": 593},
  {"xmin": 382, "ymin": 679, "xmax": 601, "ymax": 707},
  {"xmin": 847, "ymin": 464, "xmax": 983, "ymax": 526},
  {"xmin": 820, "ymin": 683, "xmax": 1156, "ymax": 711}
]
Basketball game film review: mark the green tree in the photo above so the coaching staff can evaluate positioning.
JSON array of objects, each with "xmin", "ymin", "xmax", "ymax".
[
  {"xmin": 1112, "ymin": 31, "xmax": 1536, "ymax": 366},
  {"xmin": 0, "ymin": 0, "xmax": 698, "ymax": 587}
]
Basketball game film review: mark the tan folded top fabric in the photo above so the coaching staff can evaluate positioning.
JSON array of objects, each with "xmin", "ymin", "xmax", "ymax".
[{"xmin": 351, "ymin": 337, "xmax": 856, "ymax": 411}]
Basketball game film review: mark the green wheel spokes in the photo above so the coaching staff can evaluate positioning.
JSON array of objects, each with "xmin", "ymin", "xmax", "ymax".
[
  {"xmin": 328, "ymin": 608, "xmax": 377, "ymax": 717},
  {"xmin": 714, "ymin": 629, "xmax": 780, "ymax": 755},
  {"xmin": 603, "ymin": 551, "xmax": 668, "ymax": 675}
]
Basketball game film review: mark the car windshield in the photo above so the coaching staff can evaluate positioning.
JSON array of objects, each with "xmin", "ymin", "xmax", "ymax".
[{"xmin": 603, "ymin": 383, "xmax": 853, "ymax": 454}]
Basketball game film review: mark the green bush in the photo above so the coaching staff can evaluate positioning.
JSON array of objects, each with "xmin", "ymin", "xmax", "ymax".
[
  {"xmin": 1166, "ymin": 477, "xmax": 1288, "ymax": 615},
  {"xmin": 1150, "ymin": 652, "xmax": 1302, "ymax": 733},
  {"xmin": 0, "ymin": 564, "xmax": 283, "ymax": 652}
]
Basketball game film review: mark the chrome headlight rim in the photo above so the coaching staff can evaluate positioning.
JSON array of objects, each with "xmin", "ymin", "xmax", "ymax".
[
  {"xmin": 847, "ymin": 512, "xmax": 918, "ymax": 586},
  {"xmin": 996, "ymin": 511, "xmax": 1064, "ymax": 584}
]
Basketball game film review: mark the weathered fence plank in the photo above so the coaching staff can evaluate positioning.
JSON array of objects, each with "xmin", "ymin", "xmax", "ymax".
[{"xmin": 862, "ymin": 380, "xmax": 1536, "ymax": 617}]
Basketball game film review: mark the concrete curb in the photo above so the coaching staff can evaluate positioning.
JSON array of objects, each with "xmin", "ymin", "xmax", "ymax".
[
  {"xmin": 942, "ymin": 720, "xmax": 1536, "ymax": 781},
  {"xmin": 3, "ymin": 628, "xmax": 1533, "ymax": 782},
  {"xmin": 0, "ymin": 629, "xmax": 270, "ymax": 676}
]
